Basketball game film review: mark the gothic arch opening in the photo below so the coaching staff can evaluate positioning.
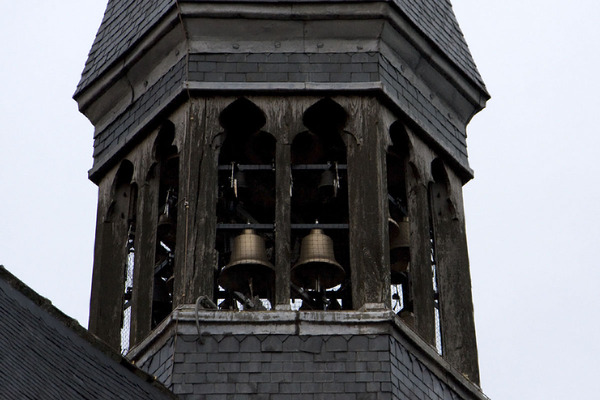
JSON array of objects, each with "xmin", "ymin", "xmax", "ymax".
[
  {"xmin": 289, "ymin": 98, "xmax": 350, "ymax": 310},
  {"xmin": 386, "ymin": 121, "xmax": 412, "ymax": 316},
  {"xmin": 215, "ymin": 98, "xmax": 276, "ymax": 310},
  {"xmin": 151, "ymin": 126, "xmax": 179, "ymax": 328}
]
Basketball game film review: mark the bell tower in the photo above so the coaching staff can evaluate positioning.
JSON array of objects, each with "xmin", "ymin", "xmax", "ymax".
[{"xmin": 75, "ymin": 0, "xmax": 489, "ymax": 398}]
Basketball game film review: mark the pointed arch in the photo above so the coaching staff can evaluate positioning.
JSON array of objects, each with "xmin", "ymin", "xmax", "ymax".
[
  {"xmin": 294, "ymin": 98, "xmax": 348, "ymax": 164},
  {"xmin": 218, "ymin": 98, "xmax": 274, "ymax": 164}
]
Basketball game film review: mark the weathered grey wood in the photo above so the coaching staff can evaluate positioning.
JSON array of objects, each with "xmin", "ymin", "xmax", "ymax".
[
  {"xmin": 88, "ymin": 173, "xmax": 133, "ymax": 350},
  {"xmin": 346, "ymin": 97, "xmax": 390, "ymax": 308},
  {"xmin": 88, "ymin": 186, "xmax": 111, "ymax": 338},
  {"xmin": 264, "ymin": 99, "xmax": 291, "ymax": 308},
  {"xmin": 405, "ymin": 162, "xmax": 437, "ymax": 346},
  {"xmin": 130, "ymin": 165, "xmax": 160, "ymax": 346},
  {"xmin": 430, "ymin": 162, "xmax": 480, "ymax": 384},
  {"xmin": 173, "ymin": 100, "xmax": 206, "ymax": 307},
  {"xmin": 190, "ymin": 98, "xmax": 231, "ymax": 302}
]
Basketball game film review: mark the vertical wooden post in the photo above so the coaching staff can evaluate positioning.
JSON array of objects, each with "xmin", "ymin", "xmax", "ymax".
[
  {"xmin": 189, "ymin": 99, "xmax": 228, "ymax": 302},
  {"xmin": 173, "ymin": 100, "xmax": 207, "ymax": 307},
  {"xmin": 346, "ymin": 97, "xmax": 390, "ymax": 308},
  {"xmin": 262, "ymin": 98, "xmax": 293, "ymax": 309},
  {"xmin": 430, "ymin": 163, "xmax": 480, "ymax": 384},
  {"xmin": 130, "ymin": 166, "xmax": 160, "ymax": 345},
  {"xmin": 88, "ymin": 171, "xmax": 132, "ymax": 350},
  {"xmin": 405, "ymin": 163, "xmax": 437, "ymax": 345}
]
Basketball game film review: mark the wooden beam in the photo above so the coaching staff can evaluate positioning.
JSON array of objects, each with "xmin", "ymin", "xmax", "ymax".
[
  {"xmin": 130, "ymin": 165, "xmax": 160, "ymax": 345},
  {"xmin": 346, "ymin": 97, "xmax": 390, "ymax": 308},
  {"xmin": 405, "ymin": 162, "xmax": 436, "ymax": 345},
  {"xmin": 88, "ymin": 177, "xmax": 132, "ymax": 350},
  {"xmin": 430, "ymin": 163, "xmax": 480, "ymax": 384},
  {"xmin": 264, "ymin": 98, "xmax": 293, "ymax": 308},
  {"xmin": 173, "ymin": 100, "xmax": 206, "ymax": 306},
  {"xmin": 190, "ymin": 99, "xmax": 230, "ymax": 302}
]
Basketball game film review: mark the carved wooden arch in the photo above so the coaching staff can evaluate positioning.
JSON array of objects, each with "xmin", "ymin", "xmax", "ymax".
[
  {"xmin": 291, "ymin": 98, "xmax": 352, "ymax": 163},
  {"xmin": 106, "ymin": 160, "xmax": 135, "ymax": 223},
  {"xmin": 151, "ymin": 121, "xmax": 176, "ymax": 160},
  {"xmin": 430, "ymin": 158, "xmax": 457, "ymax": 218},
  {"xmin": 215, "ymin": 97, "xmax": 276, "ymax": 164}
]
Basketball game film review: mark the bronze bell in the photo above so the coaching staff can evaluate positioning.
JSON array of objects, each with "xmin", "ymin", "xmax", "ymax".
[
  {"xmin": 219, "ymin": 229, "xmax": 275, "ymax": 296},
  {"xmin": 157, "ymin": 191, "xmax": 176, "ymax": 247},
  {"xmin": 157, "ymin": 214, "xmax": 176, "ymax": 248},
  {"xmin": 291, "ymin": 229, "xmax": 345, "ymax": 291},
  {"xmin": 318, "ymin": 169, "xmax": 336, "ymax": 200},
  {"xmin": 389, "ymin": 217, "xmax": 410, "ymax": 283},
  {"xmin": 157, "ymin": 208, "xmax": 175, "ymax": 230}
]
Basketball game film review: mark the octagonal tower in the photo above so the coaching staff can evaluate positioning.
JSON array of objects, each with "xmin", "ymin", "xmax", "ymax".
[{"xmin": 75, "ymin": 1, "xmax": 490, "ymax": 398}]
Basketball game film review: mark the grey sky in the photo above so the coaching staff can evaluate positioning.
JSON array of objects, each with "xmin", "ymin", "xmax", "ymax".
[{"xmin": 1, "ymin": 1, "xmax": 599, "ymax": 399}]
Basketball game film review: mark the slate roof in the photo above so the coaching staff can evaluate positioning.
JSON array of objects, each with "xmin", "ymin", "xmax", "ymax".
[
  {"xmin": 394, "ymin": 0, "xmax": 485, "ymax": 88},
  {"xmin": 74, "ymin": 0, "xmax": 485, "ymax": 96},
  {"xmin": 0, "ymin": 266, "xmax": 176, "ymax": 400},
  {"xmin": 74, "ymin": 0, "xmax": 173, "ymax": 96}
]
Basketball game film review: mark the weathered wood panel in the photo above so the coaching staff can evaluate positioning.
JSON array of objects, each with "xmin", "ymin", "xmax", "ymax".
[
  {"xmin": 190, "ymin": 98, "xmax": 231, "ymax": 302},
  {"xmin": 130, "ymin": 165, "xmax": 160, "ymax": 345},
  {"xmin": 261, "ymin": 98, "xmax": 295, "ymax": 308},
  {"xmin": 430, "ymin": 161, "xmax": 479, "ymax": 384},
  {"xmin": 173, "ymin": 100, "xmax": 206, "ymax": 307},
  {"xmin": 345, "ymin": 97, "xmax": 390, "ymax": 308},
  {"xmin": 88, "ymin": 166, "xmax": 133, "ymax": 350},
  {"xmin": 405, "ymin": 162, "xmax": 436, "ymax": 345}
]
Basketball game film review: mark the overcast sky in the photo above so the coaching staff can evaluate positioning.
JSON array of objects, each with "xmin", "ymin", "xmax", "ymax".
[{"xmin": 1, "ymin": 1, "xmax": 599, "ymax": 399}]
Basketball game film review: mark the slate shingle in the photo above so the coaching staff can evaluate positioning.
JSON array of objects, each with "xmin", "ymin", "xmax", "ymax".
[
  {"xmin": 74, "ymin": 0, "xmax": 174, "ymax": 96},
  {"xmin": 75, "ymin": 0, "xmax": 485, "ymax": 96},
  {"xmin": 0, "ymin": 266, "xmax": 174, "ymax": 400}
]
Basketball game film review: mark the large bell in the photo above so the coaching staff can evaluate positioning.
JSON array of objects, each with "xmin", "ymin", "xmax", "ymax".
[
  {"xmin": 219, "ymin": 229, "xmax": 274, "ymax": 296},
  {"xmin": 291, "ymin": 229, "xmax": 345, "ymax": 291},
  {"xmin": 389, "ymin": 217, "xmax": 410, "ymax": 283}
]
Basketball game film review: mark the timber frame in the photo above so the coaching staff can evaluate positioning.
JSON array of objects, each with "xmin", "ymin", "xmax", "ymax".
[
  {"xmin": 78, "ymin": 0, "xmax": 488, "ymax": 388},
  {"xmin": 88, "ymin": 94, "xmax": 480, "ymax": 383}
]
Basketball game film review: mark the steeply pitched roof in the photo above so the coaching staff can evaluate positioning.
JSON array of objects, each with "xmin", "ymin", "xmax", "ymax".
[
  {"xmin": 0, "ymin": 266, "xmax": 176, "ymax": 400},
  {"xmin": 394, "ymin": 0, "xmax": 485, "ymax": 88},
  {"xmin": 74, "ymin": 0, "xmax": 485, "ymax": 96},
  {"xmin": 74, "ymin": 0, "xmax": 173, "ymax": 96}
]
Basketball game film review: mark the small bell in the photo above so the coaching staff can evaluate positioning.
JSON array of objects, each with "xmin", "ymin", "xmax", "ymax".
[
  {"xmin": 318, "ymin": 163, "xmax": 341, "ymax": 201},
  {"xmin": 291, "ymin": 229, "xmax": 345, "ymax": 291},
  {"xmin": 157, "ymin": 189, "xmax": 176, "ymax": 246},
  {"xmin": 219, "ymin": 229, "xmax": 275, "ymax": 296}
]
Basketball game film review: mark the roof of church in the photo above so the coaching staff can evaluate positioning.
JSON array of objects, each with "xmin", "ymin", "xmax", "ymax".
[
  {"xmin": 0, "ymin": 265, "xmax": 176, "ymax": 400},
  {"xmin": 74, "ymin": 0, "xmax": 485, "ymax": 96}
]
